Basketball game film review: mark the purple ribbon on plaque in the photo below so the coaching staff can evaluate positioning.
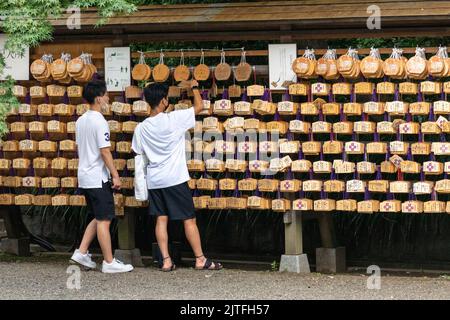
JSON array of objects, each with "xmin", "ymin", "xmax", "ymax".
[
  {"xmin": 350, "ymin": 84, "xmax": 355, "ymax": 103},
  {"xmin": 307, "ymin": 85, "xmax": 312, "ymax": 103},
  {"xmin": 419, "ymin": 132, "xmax": 424, "ymax": 143},
  {"xmin": 417, "ymin": 88, "xmax": 423, "ymax": 103},
  {"xmin": 193, "ymin": 187, "xmax": 200, "ymax": 197},
  {"xmin": 309, "ymin": 168, "xmax": 313, "ymax": 180},
  {"xmin": 63, "ymin": 91, "xmax": 70, "ymax": 105},
  {"xmin": 376, "ymin": 165, "xmax": 382, "ymax": 180},
  {"xmin": 277, "ymin": 186, "xmax": 281, "ymax": 199},
  {"xmin": 440, "ymin": 132, "xmax": 446, "ymax": 143},
  {"xmin": 432, "ymin": 190, "xmax": 437, "ymax": 201},
  {"xmin": 320, "ymin": 150, "xmax": 324, "ymax": 161},
  {"xmin": 420, "ymin": 170, "xmax": 425, "ymax": 182},
  {"xmin": 371, "ymin": 87, "xmax": 377, "ymax": 102},
  {"xmin": 320, "ymin": 189, "xmax": 327, "ymax": 200},
  {"xmin": 406, "ymin": 112, "xmax": 412, "ymax": 122},
  {"xmin": 255, "ymin": 185, "xmax": 261, "ymax": 197},
  {"xmin": 328, "ymin": 88, "xmax": 333, "ymax": 103},
  {"xmin": 214, "ymin": 183, "xmax": 221, "ymax": 198},
  {"xmin": 387, "ymin": 192, "xmax": 394, "ymax": 201},
  {"xmin": 25, "ymin": 91, "xmax": 31, "ymax": 105},
  {"xmin": 385, "ymin": 147, "xmax": 391, "ymax": 162},
  {"xmin": 233, "ymin": 178, "xmax": 240, "ymax": 197},
  {"xmin": 287, "ymin": 167, "xmax": 293, "ymax": 180},
  {"xmin": 429, "ymin": 104, "xmax": 435, "ymax": 122},
  {"xmin": 298, "ymin": 147, "xmax": 303, "ymax": 160},
  {"xmin": 262, "ymin": 88, "xmax": 270, "ymax": 102},
  {"xmin": 201, "ymin": 90, "xmax": 209, "ymax": 100},
  {"xmin": 319, "ymin": 106, "xmax": 324, "ymax": 122},
  {"xmin": 330, "ymin": 131, "xmax": 334, "ymax": 141},
  {"xmin": 299, "ymin": 189, "xmax": 305, "ymax": 199},
  {"xmin": 374, "ymin": 131, "xmax": 380, "ymax": 142},
  {"xmin": 394, "ymin": 85, "xmax": 399, "ymax": 101},
  {"xmin": 364, "ymin": 186, "xmax": 370, "ymax": 201},
  {"xmin": 27, "ymin": 166, "xmax": 33, "ymax": 177},
  {"xmin": 241, "ymin": 90, "xmax": 248, "ymax": 102},
  {"xmin": 340, "ymin": 104, "xmax": 346, "ymax": 122},
  {"xmin": 407, "ymin": 145, "xmax": 413, "ymax": 161},
  {"xmin": 295, "ymin": 104, "xmax": 302, "ymax": 121},
  {"xmin": 222, "ymin": 88, "xmax": 229, "ymax": 100},
  {"xmin": 331, "ymin": 168, "xmax": 336, "ymax": 180},
  {"xmin": 287, "ymin": 129, "xmax": 293, "ymax": 141},
  {"xmin": 282, "ymin": 89, "xmax": 290, "ymax": 102},
  {"xmin": 408, "ymin": 190, "xmax": 415, "ymax": 201},
  {"xmin": 445, "ymin": 172, "xmax": 448, "ymax": 179},
  {"xmin": 274, "ymin": 110, "xmax": 280, "ymax": 121},
  {"xmin": 245, "ymin": 167, "xmax": 251, "ymax": 179}
]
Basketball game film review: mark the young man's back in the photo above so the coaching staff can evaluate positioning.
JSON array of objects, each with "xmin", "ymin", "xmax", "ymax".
[
  {"xmin": 132, "ymin": 107, "xmax": 195, "ymax": 189},
  {"xmin": 76, "ymin": 110, "xmax": 111, "ymax": 188},
  {"xmin": 70, "ymin": 79, "xmax": 133, "ymax": 274}
]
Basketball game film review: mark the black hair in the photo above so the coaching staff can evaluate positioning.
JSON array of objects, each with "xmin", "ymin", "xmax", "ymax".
[
  {"xmin": 144, "ymin": 83, "xmax": 168, "ymax": 109},
  {"xmin": 83, "ymin": 79, "xmax": 107, "ymax": 104}
]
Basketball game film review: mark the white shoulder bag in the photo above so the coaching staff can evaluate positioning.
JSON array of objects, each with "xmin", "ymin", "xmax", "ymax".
[{"xmin": 134, "ymin": 126, "xmax": 149, "ymax": 201}]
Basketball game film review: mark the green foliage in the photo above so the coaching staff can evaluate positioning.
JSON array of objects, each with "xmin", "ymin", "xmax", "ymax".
[
  {"xmin": 0, "ymin": 0, "xmax": 138, "ymax": 140},
  {"xmin": 270, "ymin": 260, "xmax": 279, "ymax": 272}
]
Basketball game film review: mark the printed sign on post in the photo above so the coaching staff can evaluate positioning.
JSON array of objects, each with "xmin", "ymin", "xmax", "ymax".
[
  {"xmin": 0, "ymin": 34, "xmax": 29, "ymax": 80},
  {"xmin": 104, "ymin": 47, "xmax": 131, "ymax": 92},
  {"xmin": 268, "ymin": 44, "xmax": 297, "ymax": 90}
]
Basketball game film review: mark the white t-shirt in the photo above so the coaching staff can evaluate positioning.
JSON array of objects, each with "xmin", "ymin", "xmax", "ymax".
[
  {"xmin": 76, "ymin": 110, "xmax": 111, "ymax": 188},
  {"xmin": 132, "ymin": 107, "xmax": 195, "ymax": 189}
]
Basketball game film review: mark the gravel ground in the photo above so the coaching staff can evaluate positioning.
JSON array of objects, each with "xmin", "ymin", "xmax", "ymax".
[{"xmin": 0, "ymin": 255, "xmax": 449, "ymax": 300}]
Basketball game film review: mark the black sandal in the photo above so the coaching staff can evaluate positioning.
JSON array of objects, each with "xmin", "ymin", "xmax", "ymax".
[
  {"xmin": 195, "ymin": 255, "xmax": 223, "ymax": 270},
  {"xmin": 161, "ymin": 256, "xmax": 176, "ymax": 272}
]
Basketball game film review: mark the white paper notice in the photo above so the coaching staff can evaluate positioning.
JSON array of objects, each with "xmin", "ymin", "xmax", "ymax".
[
  {"xmin": 268, "ymin": 44, "xmax": 297, "ymax": 90},
  {"xmin": 0, "ymin": 34, "xmax": 29, "ymax": 80},
  {"xmin": 104, "ymin": 47, "xmax": 131, "ymax": 92}
]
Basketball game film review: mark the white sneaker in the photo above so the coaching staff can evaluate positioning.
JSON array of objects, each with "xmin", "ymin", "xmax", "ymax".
[
  {"xmin": 70, "ymin": 249, "xmax": 97, "ymax": 269},
  {"xmin": 102, "ymin": 258, "xmax": 134, "ymax": 274}
]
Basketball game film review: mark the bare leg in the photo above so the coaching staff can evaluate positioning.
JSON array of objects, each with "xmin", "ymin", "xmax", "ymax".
[
  {"xmin": 155, "ymin": 216, "xmax": 171, "ymax": 268},
  {"xmin": 96, "ymin": 220, "xmax": 113, "ymax": 264},
  {"xmin": 78, "ymin": 219, "xmax": 97, "ymax": 254},
  {"xmin": 184, "ymin": 218, "xmax": 218, "ymax": 269}
]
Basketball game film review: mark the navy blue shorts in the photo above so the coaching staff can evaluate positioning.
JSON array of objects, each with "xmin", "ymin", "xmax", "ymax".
[
  {"xmin": 81, "ymin": 181, "xmax": 115, "ymax": 221},
  {"xmin": 148, "ymin": 182, "xmax": 195, "ymax": 221}
]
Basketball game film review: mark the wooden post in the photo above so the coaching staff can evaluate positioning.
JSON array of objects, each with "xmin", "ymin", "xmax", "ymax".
[
  {"xmin": 284, "ymin": 210, "xmax": 303, "ymax": 255},
  {"xmin": 0, "ymin": 206, "xmax": 30, "ymax": 256},
  {"xmin": 318, "ymin": 214, "xmax": 337, "ymax": 248},
  {"xmin": 115, "ymin": 207, "xmax": 144, "ymax": 266},
  {"xmin": 118, "ymin": 208, "xmax": 135, "ymax": 250}
]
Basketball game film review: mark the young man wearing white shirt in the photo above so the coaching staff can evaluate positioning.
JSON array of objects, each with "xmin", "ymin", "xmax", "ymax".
[
  {"xmin": 71, "ymin": 80, "xmax": 133, "ymax": 273},
  {"xmin": 132, "ymin": 81, "xmax": 222, "ymax": 271}
]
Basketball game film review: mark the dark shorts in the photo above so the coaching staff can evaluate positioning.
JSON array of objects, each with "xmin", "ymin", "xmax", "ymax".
[
  {"xmin": 81, "ymin": 181, "xmax": 115, "ymax": 221},
  {"xmin": 148, "ymin": 181, "xmax": 195, "ymax": 221}
]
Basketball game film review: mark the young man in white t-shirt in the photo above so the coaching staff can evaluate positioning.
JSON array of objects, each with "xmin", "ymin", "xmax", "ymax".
[
  {"xmin": 132, "ymin": 81, "xmax": 222, "ymax": 271},
  {"xmin": 70, "ymin": 79, "xmax": 133, "ymax": 273}
]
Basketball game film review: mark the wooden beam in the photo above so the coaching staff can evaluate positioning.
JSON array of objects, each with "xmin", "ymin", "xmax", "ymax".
[{"xmin": 31, "ymin": 46, "xmax": 450, "ymax": 61}]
